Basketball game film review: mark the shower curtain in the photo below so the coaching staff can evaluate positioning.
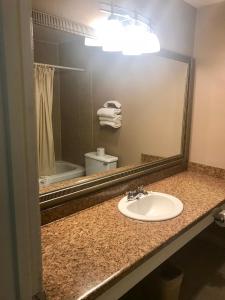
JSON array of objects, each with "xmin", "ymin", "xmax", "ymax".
[{"xmin": 34, "ymin": 64, "xmax": 56, "ymax": 176}]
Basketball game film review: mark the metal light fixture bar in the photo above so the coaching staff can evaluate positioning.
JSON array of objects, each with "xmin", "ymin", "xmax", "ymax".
[{"xmin": 99, "ymin": 2, "xmax": 153, "ymax": 31}]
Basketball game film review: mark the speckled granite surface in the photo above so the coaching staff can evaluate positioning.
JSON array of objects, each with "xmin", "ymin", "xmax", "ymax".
[
  {"xmin": 189, "ymin": 162, "xmax": 225, "ymax": 180},
  {"xmin": 41, "ymin": 171, "xmax": 225, "ymax": 300},
  {"xmin": 41, "ymin": 164, "xmax": 184, "ymax": 225}
]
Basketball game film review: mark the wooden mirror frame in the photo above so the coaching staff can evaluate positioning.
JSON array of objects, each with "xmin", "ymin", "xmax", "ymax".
[{"xmin": 33, "ymin": 10, "xmax": 194, "ymax": 209}]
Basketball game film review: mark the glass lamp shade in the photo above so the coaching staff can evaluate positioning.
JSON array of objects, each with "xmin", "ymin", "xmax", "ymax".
[
  {"xmin": 101, "ymin": 19, "xmax": 124, "ymax": 52},
  {"xmin": 86, "ymin": 18, "xmax": 123, "ymax": 52},
  {"xmin": 142, "ymin": 32, "xmax": 160, "ymax": 53},
  {"xmin": 122, "ymin": 23, "xmax": 143, "ymax": 55},
  {"xmin": 84, "ymin": 37, "xmax": 102, "ymax": 47},
  {"xmin": 122, "ymin": 23, "xmax": 160, "ymax": 55}
]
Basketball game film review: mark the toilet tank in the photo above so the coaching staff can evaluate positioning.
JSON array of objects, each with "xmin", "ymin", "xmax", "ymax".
[{"xmin": 85, "ymin": 152, "xmax": 118, "ymax": 175}]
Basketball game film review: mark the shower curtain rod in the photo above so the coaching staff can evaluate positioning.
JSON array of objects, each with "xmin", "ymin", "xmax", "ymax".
[{"xmin": 34, "ymin": 62, "xmax": 85, "ymax": 72}]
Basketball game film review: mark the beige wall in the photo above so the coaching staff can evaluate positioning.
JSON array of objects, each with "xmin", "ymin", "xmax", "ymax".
[
  {"xmin": 92, "ymin": 51, "xmax": 187, "ymax": 166},
  {"xmin": 190, "ymin": 2, "xmax": 225, "ymax": 169},
  {"xmin": 40, "ymin": 35, "xmax": 187, "ymax": 168},
  {"xmin": 59, "ymin": 41, "xmax": 93, "ymax": 166},
  {"xmin": 32, "ymin": 0, "xmax": 196, "ymax": 56}
]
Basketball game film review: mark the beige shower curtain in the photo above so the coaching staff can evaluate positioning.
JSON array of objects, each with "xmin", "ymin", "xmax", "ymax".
[{"xmin": 34, "ymin": 65, "xmax": 56, "ymax": 176}]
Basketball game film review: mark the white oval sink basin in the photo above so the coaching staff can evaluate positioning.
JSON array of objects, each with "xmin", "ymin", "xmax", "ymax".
[{"xmin": 118, "ymin": 192, "xmax": 183, "ymax": 221}]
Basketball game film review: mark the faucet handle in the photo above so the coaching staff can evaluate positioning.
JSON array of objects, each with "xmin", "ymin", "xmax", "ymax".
[
  {"xmin": 137, "ymin": 186, "xmax": 148, "ymax": 195},
  {"xmin": 126, "ymin": 190, "xmax": 136, "ymax": 200}
]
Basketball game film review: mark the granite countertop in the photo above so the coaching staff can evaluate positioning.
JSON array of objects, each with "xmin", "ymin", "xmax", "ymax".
[{"xmin": 41, "ymin": 171, "xmax": 225, "ymax": 300}]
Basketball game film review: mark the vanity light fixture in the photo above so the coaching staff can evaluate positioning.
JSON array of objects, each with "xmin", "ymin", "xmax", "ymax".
[
  {"xmin": 97, "ymin": 16, "xmax": 124, "ymax": 52},
  {"xmin": 121, "ymin": 20, "xmax": 160, "ymax": 55},
  {"xmin": 84, "ymin": 4, "xmax": 160, "ymax": 55}
]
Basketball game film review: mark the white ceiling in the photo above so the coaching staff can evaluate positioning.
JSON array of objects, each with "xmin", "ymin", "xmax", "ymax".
[{"xmin": 184, "ymin": 0, "xmax": 225, "ymax": 7}]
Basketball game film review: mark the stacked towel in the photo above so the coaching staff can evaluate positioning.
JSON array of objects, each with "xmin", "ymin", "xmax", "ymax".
[
  {"xmin": 99, "ymin": 120, "xmax": 121, "ymax": 128},
  {"xmin": 97, "ymin": 108, "xmax": 121, "ymax": 118},
  {"xmin": 97, "ymin": 103, "xmax": 122, "ymax": 128},
  {"xmin": 99, "ymin": 115, "xmax": 122, "ymax": 122},
  {"xmin": 99, "ymin": 115, "xmax": 122, "ymax": 128},
  {"xmin": 103, "ymin": 100, "xmax": 121, "ymax": 109}
]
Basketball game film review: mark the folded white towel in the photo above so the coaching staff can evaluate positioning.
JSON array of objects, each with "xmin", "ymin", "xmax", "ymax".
[
  {"xmin": 97, "ymin": 107, "xmax": 121, "ymax": 118},
  {"xmin": 99, "ymin": 115, "xmax": 122, "ymax": 122},
  {"xmin": 100, "ymin": 120, "xmax": 121, "ymax": 128},
  {"xmin": 103, "ymin": 100, "xmax": 121, "ymax": 109}
]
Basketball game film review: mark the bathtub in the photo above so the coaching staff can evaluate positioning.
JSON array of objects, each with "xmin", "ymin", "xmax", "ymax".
[{"xmin": 39, "ymin": 161, "xmax": 85, "ymax": 186}]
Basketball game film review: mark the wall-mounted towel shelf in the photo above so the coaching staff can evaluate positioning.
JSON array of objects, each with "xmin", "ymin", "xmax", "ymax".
[{"xmin": 34, "ymin": 62, "xmax": 85, "ymax": 72}]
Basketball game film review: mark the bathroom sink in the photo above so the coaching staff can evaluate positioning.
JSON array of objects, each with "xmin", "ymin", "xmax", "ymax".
[{"xmin": 118, "ymin": 192, "xmax": 183, "ymax": 221}]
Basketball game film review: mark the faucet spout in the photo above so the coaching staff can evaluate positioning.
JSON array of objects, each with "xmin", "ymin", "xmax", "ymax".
[{"xmin": 126, "ymin": 186, "xmax": 148, "ymax": 201}]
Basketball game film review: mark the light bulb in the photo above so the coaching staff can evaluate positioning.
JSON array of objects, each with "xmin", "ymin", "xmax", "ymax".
[
  {"xmin": 84, "ymin": 37, "xmax": 102, "ymax": 47},
  {"xmin": 142, "ymin": 32, "xmax": 160, "ymax": 53},
  {"xmin": 122, "ymin": 23, "xmax": 144, "ymax": 55},
  {"xmin": 91, "ymin": 17, "xmax": 124, "ymax": 52},
  {"xmin": 122, "ymin": 23, "xmax": 160, "ymax": 55},
  {"xmin": 101, "ymin": 18, "xmax": 124, "ymax": 52}
]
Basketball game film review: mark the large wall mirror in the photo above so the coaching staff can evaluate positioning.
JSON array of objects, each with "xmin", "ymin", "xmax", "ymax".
[{"xmin": 33, "ymin": 11, "xmax": 193, "ymax": 208}]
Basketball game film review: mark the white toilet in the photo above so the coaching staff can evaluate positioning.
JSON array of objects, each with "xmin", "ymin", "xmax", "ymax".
[{"xmin": 85, "ymin": 151, "xmax": 118, "ymax": 176}]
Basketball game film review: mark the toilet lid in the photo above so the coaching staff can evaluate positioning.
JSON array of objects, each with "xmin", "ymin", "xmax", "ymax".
[{"xmin": 85, "ymin": 152, "xmax": 118, "ymax": 163}]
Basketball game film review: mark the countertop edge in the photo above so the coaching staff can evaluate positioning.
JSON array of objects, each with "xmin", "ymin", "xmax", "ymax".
[{"xmin": 78, "ymin": 197, "xmax": 225, "ymax": 300}]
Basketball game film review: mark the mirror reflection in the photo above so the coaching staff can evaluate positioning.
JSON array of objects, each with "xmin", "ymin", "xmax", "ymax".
[{"xmin": 33, "ymin": 24, "xmax": 188, "ymax": 194}]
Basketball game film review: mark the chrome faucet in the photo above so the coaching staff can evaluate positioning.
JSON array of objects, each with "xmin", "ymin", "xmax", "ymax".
[{"xmin": 126, "ymin": 186, "xmax": 148, "ymax": 201}]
